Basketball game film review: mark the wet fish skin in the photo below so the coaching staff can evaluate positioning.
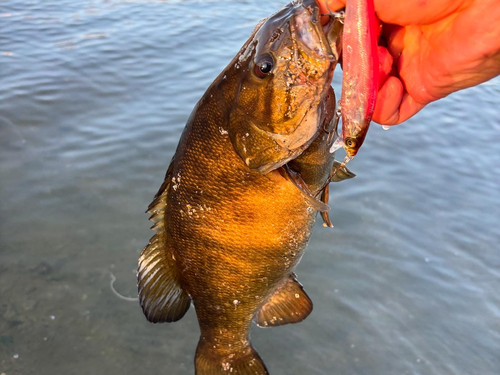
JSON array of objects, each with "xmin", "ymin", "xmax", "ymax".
[{"xmin": 137, "ymin": 1, "xmax": 347, "ymax": 374}]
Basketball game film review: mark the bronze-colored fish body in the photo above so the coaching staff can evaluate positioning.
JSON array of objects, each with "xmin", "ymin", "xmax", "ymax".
[{"xmin": 138, "ymin": 2, "xmax": 351, "ymax": 374}]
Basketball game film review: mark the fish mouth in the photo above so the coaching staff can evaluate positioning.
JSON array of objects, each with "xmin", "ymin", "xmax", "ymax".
[
  {"xmin": 321, "ymin": 11, "xmax": 343, "ymax": 64},
  {"xmin": 292, "ymin": 0, "xmax": 337, "ymax": 65},
  {"xmin": 286, "ymin": 0, "xmax": 344, "ymax": 96},
  {"xmin": 271, "ymin": 0, "xmax": 343, "ymax": 150}
]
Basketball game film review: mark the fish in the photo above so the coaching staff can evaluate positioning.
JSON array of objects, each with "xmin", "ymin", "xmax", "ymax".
[
  {"xmin": 137, "ymin": 1, "xmax": 353, "ymax": 374},
  {"xmin": 330, "ymin": 0, "xmax": 379, "ymax": 160}
]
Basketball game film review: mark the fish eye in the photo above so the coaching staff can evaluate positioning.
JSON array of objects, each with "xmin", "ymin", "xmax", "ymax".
[
  {"xmin": 345, "ymin": 137, "xmax": 357, "ymax": 149},
  {"xmin": 254, "ymin": 54, "xmax": 274, "ymax": 78}
]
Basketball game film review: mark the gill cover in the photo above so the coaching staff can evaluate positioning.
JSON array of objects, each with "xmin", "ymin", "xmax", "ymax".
[{"xmin": 228, "ymin": 0, "xmax": 336, "ymax": 174}]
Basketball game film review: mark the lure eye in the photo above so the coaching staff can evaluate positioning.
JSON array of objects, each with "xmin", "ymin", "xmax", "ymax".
[
  {"xmin": 345, "ymin": 137, "xmax": 357, "ymax": 149},
  {"xmin": 254, "ymin": 54, "xmax": 274, "ymax": 78}
]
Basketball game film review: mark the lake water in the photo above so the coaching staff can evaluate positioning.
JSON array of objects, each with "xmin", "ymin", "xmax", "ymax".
[{"xmin": 1, "ymin": 1, "xmax": 499, "ymax": 374}]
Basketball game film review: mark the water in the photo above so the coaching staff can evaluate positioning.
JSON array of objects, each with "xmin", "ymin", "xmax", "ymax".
[{"xmin": 1, "ymin": 1, "xmax": 499, "ymax": 374}]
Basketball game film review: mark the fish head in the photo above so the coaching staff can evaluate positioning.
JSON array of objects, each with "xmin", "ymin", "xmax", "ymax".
[{"xmin": 227, "ymin": 0, "xmax": 342, "ymax": 173}]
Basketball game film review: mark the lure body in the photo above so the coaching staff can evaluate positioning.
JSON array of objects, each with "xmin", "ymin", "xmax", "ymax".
[{"xmin": 338, "ymin": 0, "xmax": 379, "ymax": 158}]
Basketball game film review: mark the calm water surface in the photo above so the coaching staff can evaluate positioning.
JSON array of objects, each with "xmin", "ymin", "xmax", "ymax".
[{"xmin": 1, "ymin": 1, "xmax": 499, "ymax": 374}]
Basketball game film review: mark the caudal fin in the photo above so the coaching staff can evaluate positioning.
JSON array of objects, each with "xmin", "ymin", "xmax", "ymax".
[{"xmin": 195, "ymin": 338, "xmax": 268, "ymax": 375}]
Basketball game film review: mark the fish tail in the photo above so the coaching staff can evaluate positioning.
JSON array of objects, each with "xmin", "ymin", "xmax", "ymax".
[{"xmin": 195, "ymin": 337, "xmax": 268, "ymax": 375}]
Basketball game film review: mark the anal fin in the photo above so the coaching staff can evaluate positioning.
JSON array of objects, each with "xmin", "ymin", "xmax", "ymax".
[
  {"xmin": 138, "ymin": 160, "xmax": 191, "ymax": 323},
  {"xmin": 254, "ymin": 273, "xmax": 313, "ymax": 328}
]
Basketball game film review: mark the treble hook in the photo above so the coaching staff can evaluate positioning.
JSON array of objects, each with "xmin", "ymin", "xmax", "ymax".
[
  {"xmin": 329, "ymin": 100, "xmax": 352, "ymax": 175},
  {"xmin": 327, "ymin": 102, "xmax": 342, "ymax": 145}
]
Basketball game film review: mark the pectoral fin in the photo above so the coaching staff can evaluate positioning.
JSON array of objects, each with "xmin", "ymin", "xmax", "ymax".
[
  {"xmin": 254, "ymin": 273, "xmax": 313, "ymax": 327},
  {"xmin": 137, "ymin": 160, "xmax": 191, "ymax": 323}
]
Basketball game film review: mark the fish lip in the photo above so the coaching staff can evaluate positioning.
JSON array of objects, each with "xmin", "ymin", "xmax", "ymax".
[
  {"xmin": 322, "ymin": 14, "xmax": 343, "ymax": 63},
  {"xmin": 292, "ymin": 0, "xmax": 336, "ymax": 63}
]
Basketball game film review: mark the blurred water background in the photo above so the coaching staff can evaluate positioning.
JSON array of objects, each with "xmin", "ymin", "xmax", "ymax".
[{"xmin": 1, "ymin": 1, "xmax": 499, "ymax": 374}]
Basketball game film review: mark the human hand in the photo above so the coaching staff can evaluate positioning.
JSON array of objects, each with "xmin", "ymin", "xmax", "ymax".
[{"xmin": 318, "ymin": 0, "xmax": 500, "ymax": 125}]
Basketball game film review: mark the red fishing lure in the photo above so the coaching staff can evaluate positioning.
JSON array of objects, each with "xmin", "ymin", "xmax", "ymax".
[{"xmin": 331, "ymin": 0, "xmax": 379, "ymax": 160}]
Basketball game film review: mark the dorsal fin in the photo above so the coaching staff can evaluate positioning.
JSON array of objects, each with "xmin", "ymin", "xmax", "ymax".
[
  {"xmin": 254, "ymin": 273, "xmax": 313, "ymax": 328},
  {"xmin": 137, "ymin": 160, "xmax": 191, "ymax": 323}
]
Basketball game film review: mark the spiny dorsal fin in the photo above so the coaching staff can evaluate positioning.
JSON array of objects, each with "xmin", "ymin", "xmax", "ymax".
[
  {"xmin": 137, "ymin": 160, "xmax": 191, "ymax": 323},
  {"xmin": 254, "ymin": 273, "xmax": 313, "ymax": 328}
]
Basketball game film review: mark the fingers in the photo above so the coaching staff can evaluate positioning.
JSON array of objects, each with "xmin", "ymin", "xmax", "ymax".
[
  {"xmin": 382, "ymin": 24, "xmax": 405, "ymax": 63},
  {"xmin": 372, "ymin": 42, "xmax": 404, "ymax": 125},
  {"xmin": 398, "ymin": 92, "xmax": 426, "ymax": 123},
  {"xmin": 372, "ymin": 46, "xmax": 403, "ymax": 125},
  {"xmin": 373, "ymin": 76, "xmax": 426, "ymax": 125},
  {"xmin": 372, "ymin": 76, "xmax": 403, "ymax": 125},
  {"xmin": 377, "ymin": 45, "xmax": 392, "ymax": 88},
  {"xmin": 374, "ymin": 30, "xmax": 427, "ymax": 125},
  {"xmin": 373, "ymin": 46, "xmax": 425, "ymax": 125},
  {"xmin": 318, "ymin": 0, "xmax": 430, "ymax": 125}
]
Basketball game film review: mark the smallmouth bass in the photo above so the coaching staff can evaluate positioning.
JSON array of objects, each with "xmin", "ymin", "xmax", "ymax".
[{"xmin": 137, "ymin": 1, "xmax": 353, "ymax": 374}]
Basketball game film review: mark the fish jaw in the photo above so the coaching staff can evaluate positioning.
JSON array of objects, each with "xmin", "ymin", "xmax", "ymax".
[{"xmin": 339, "ymin": 0, "xmax": 379, "ymax": 158}]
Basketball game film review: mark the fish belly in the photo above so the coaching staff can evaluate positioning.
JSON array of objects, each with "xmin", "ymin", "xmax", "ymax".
[{"xmin": 166, "ymin": 128, "xmax": 316, "ymax": 344}]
